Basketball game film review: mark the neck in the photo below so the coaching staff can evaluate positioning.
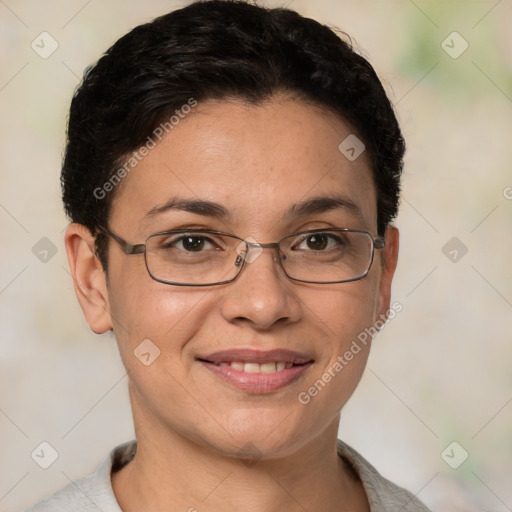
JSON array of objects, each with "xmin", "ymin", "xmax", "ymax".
[
  {"xmin": 112, "ymin": 394, "xmax": 368, "ymax": 512},
  {"xmin": 112, "ymin": 429, "xmax": 368, "ymax": 512}
]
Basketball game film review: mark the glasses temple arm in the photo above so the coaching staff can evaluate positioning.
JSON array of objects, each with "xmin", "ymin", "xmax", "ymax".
[
  {"xmin": 97, "ymin": 226, "xmax": 146, "ymax": 255},
  {"xmin": 374, "ymin": 237, "xmax": 386, "ymax": 249}
]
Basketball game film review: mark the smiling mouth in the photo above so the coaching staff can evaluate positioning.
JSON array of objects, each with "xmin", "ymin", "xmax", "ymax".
[
  {"xmin": 199, "ymin": 358, "xmax": 313, "ymax": 393},
  {"xmin": 199, "ymin": 360, "xmax": 304, "ymax": 373},
  {"xmin": 196, "ymin": 349, "xmax": 314, "ymax": 393}
]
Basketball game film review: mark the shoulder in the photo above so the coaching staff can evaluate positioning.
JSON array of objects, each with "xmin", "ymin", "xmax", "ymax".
[
  {"xmin": 337, "ymin": 439, "xmax": 431, "ymax": 512},
  {"xmin": 23, "ymin": 441, "xmax": 136, "ymax": 512}
]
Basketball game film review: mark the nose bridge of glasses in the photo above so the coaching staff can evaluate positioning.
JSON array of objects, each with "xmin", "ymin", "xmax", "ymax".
[{"xmin": 235, "ymin": 237, "xmax": 281, "ymax": 265}]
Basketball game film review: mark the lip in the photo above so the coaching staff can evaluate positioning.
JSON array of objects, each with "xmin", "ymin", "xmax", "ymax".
[
  {"xmin": 199, "ymin": 348, "xmax": 313, "ymax": 365},
  {"xmin": 197, "ymin": 349, "xmax": 314, "ymax": 394}
]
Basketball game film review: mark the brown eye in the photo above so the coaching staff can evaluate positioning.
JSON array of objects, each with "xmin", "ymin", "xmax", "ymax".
[
  {"xmin": 305, "ymin": 234, "xmax": 329, "ymax": 250},
  {"xmin": 160, "ymin": 234, "xmax": 215, "ymax": 252},
  {"xmin": 294, "ymin": 232, "xmax": 345, "ymax": 251},
  {"xmin": 181, "ymin": 236, "xmax": 205, "ymax": 252}
]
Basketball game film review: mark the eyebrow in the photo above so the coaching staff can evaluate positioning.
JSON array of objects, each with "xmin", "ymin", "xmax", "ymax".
[
  {"xmin": 143, "ymin": 194, "xmax": 363, "ymax": 223},
  {"xmin": 144, "ymin": 198, "xmax": 229, "ymax": 220},
  {"xmin": 285, "ymin": 195, "xmax": 363, "ymax": 221}
]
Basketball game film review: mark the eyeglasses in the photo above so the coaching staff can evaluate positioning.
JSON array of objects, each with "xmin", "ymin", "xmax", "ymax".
[{"xmin": 97, "ymin": 226, "xmax": 385, "ymax": 287}]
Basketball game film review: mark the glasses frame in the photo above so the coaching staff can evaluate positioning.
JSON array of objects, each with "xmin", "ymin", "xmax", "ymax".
[{"xmin": 97, "ymin": 225, "xmax": 385, "ymax": 287}]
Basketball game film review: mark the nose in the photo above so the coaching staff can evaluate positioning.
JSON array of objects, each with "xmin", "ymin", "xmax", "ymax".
[{"xmin": 219, "ymin": 244, "xmax": 302, "ymax": 330}]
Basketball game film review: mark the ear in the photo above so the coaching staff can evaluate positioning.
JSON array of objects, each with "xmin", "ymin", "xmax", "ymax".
[
  {"xmin": 375, "ymin": 225, "xmax": 399, "ymax": 321},
  {"xmin": 64, "ymin": 223, "xmax": 113, "ymax": 334}
]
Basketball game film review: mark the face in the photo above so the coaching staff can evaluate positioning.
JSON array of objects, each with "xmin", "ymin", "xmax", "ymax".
[{"xmin": 68, "ymin": 95, "xmax": 398, "ymax": 460}]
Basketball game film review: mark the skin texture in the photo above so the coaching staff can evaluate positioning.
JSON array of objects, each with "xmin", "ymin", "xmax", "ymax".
[{"xmin": 65, "ymin": 95, "xmax": 399, "ymax": 512}]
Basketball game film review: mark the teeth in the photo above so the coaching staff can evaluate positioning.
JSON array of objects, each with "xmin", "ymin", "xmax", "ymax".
[
  {"xmin": 218, "ymin": 361, "xmax": 294, "ymax": 373},
  {"xmin": 244, "ymin": 363, "xmax": 260, "ymax": 373},
  {"xmin": 260, "ymin": 362, "xmax": 277, "ymax": 373}
]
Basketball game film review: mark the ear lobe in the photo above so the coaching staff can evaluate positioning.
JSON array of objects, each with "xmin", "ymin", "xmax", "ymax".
[
  {"xmin": 64, "ymin": 223, "xmax": 113, "ymax": 334},
  {"xmin": 376, "ymin": 225, "xmax": 399, "ymax": 321}
]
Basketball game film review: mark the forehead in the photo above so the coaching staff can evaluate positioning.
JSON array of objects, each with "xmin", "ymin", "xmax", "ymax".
[{"xmin": 110, "ymin": 95, "xmax": 377, "ymax": 235}]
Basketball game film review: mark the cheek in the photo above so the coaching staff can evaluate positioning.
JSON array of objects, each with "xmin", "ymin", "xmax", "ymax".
[
  {"xmin": 107, "ymin": 282, "xmax": 219, "ymax": 430},
  {"xmin": 308, "ymin": 277, "xmax": 380, "ymax": 346},
  {"xmin": 296, "ymin": 282, "xmax": 378, "ymax": 413},
  {"xmin": 107, "ymin": 273, "xmax": 213, "ymax": 369}
]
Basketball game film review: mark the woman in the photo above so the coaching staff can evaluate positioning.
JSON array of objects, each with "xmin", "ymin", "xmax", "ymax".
[{"xmin": 26, "ymin": 1, "xmax": 429, "ymax": 510}]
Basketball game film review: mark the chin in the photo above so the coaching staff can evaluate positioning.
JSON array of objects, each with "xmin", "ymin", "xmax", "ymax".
[{"xmin": 210, "ymin": 408, "xmax": 309, "ymax": 457}]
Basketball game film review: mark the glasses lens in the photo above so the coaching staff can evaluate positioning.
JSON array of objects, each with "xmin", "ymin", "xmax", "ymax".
[
  {"xmin": 143, "ymin": 229, "xmax": 375, "ymax": 286},
  {"xmin": 279, "ymin": 230, "xmax": 374, "ymax": 283},
  {"xmin": 145, "ymin": 231, "xmax": 242, "ymax": 285}
]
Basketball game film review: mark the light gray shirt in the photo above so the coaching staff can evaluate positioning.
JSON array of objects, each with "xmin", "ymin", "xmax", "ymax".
[{"xmin": 25, "ymin": 439, "xmax": 431, "ymax": 511}]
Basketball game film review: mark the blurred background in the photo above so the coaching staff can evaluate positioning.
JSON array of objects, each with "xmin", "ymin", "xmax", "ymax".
[{"xmin": 1, "ymin": 1, "xmax": 511, "ymax": 510}]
